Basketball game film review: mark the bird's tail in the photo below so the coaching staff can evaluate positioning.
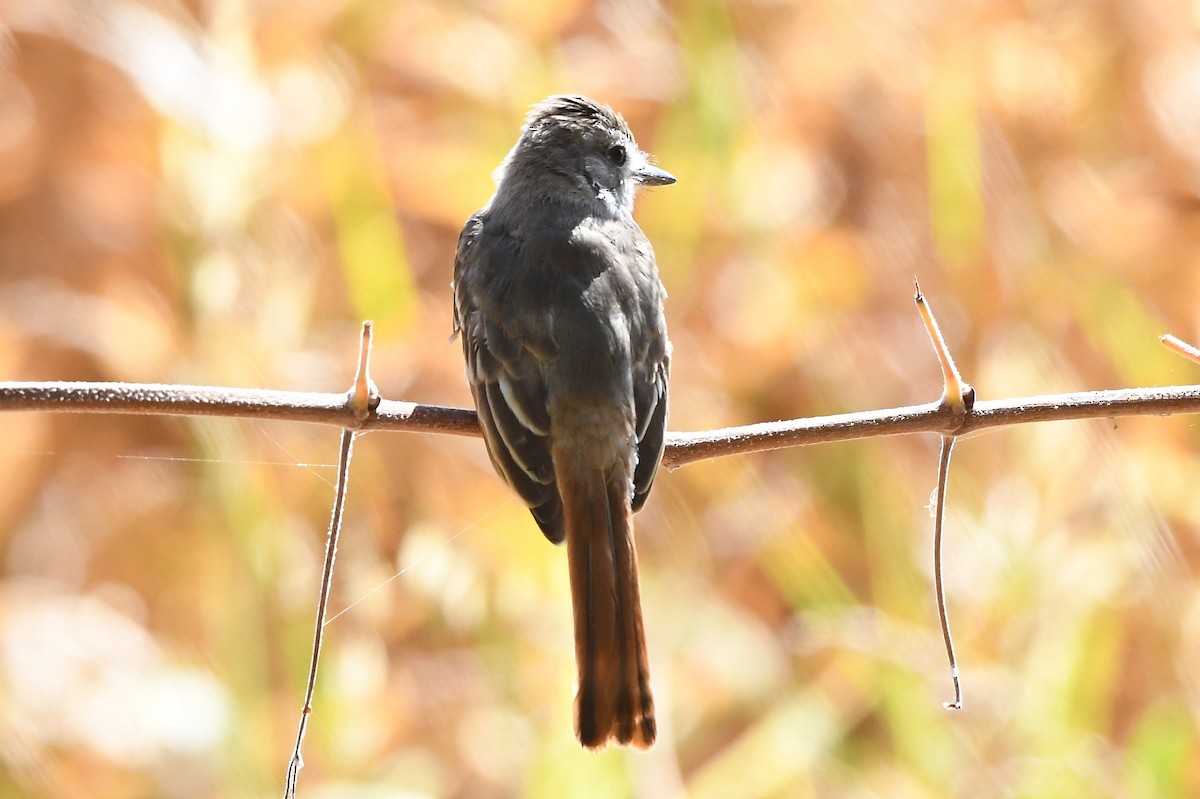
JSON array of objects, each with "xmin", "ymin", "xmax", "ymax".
[{"xmin": 555, "ymin": 453, "xmax": 655, "ymax": 750}]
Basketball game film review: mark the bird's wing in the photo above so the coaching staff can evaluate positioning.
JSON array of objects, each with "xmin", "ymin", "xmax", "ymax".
[
  {"xmin": 453, "ymin": 214, "xmax": 564, "ymax": 543},
  {"xmin": 628, "ymin": 224, "xmax": 676, "ymax": 511},
  {"xmin": 632, "ymin": 351, "xmax": 669, "ymax": 512}
]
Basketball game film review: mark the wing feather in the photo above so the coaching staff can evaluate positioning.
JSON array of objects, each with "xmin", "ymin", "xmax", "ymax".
[
  {"xmin": 633, "ymin": 354, "xmax": 669, "ymax": 511},
  {"xmin": 454, "ymin": 213, "xmax": 564, "ymax": 543}
]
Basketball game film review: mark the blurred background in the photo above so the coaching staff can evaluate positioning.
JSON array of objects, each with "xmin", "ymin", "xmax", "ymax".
[{"xmin": 2, "ymin": 0, "xmax": 1200, "ymax": 797}]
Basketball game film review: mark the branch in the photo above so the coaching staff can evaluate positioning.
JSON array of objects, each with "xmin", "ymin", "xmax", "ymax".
[
  {"xmin": 3, "ymin": 291, "xmax": 1199, "ymax": 468},
  {"xmin": 5, "ymin": 303, "xmax": 1198, "ymax": 779},
  {"xmin": 2, "ymin": 382, "xmax": 1200, "ymax": 468}
]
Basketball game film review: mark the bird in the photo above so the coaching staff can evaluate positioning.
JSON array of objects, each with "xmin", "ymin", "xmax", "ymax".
[{"xmin": 452, "ymin": 95, "xmax": 675, "ymax": 749}]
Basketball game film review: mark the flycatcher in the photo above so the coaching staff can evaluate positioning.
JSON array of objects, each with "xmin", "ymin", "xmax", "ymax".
[{"xmin": 452, "ymin": 95, "xmax": 674, "ymax": 749}]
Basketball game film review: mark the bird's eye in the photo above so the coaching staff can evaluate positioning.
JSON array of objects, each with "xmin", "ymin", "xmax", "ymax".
[{"xmin": 606, "ymin": 144, "xmax": 627, "ymax": 166}]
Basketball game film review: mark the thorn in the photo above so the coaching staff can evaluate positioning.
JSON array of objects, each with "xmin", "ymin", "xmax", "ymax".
[
  {"xmin": 349, "ymin": 320, "xmax": 380, "ymax": 423},
  {"xmin": 1161, "ymin": 333, "xmax": 1200, "ymax": 366},
  {"xmin": 914, "ymin": 284, "xmax": 973, "ymax": 415}
]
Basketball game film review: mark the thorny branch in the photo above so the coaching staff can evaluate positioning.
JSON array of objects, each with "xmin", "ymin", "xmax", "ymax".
[
  {"xmin": 3, "ymin": 296, "xmax": 1200, "ymax": 793},
  {"xmin": 3, "ymin": 382, "xmax": 1200, "ymax": 467}
]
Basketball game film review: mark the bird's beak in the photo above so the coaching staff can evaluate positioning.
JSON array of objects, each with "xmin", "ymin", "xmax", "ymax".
[{"xmin": 635, "ymin": 163, "xmax": 676, "ymax": 186}]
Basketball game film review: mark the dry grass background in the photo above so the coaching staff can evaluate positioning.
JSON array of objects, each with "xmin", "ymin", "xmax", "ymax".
[{"xmin": 2, "ymin": 1, "xmax": 1200, "ymax": 797}]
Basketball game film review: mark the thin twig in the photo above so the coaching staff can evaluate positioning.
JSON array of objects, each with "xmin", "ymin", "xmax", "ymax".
[
  {"xmin": 932, "ymin": 435, "xmax": 962, "ymax": 710},
  {"xmin": 284, "ymin": 428, "xmax": 355, "ymax": 798}
]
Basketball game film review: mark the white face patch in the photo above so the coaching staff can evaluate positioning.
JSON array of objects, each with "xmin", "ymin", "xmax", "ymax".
[{"xmin": 594, "ymin": 186, "xmax": 621, "ymax": 217}]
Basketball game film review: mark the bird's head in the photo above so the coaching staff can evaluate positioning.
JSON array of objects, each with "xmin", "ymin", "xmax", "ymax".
[{"xmin": 494, "ymin": 95, "xmax": 675, "ymax": 218}]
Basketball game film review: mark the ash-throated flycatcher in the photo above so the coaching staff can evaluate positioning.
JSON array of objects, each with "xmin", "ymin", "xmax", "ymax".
[{"xmin": 452, "ymin": 95, "xmax": 674, "ymax": 749}]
